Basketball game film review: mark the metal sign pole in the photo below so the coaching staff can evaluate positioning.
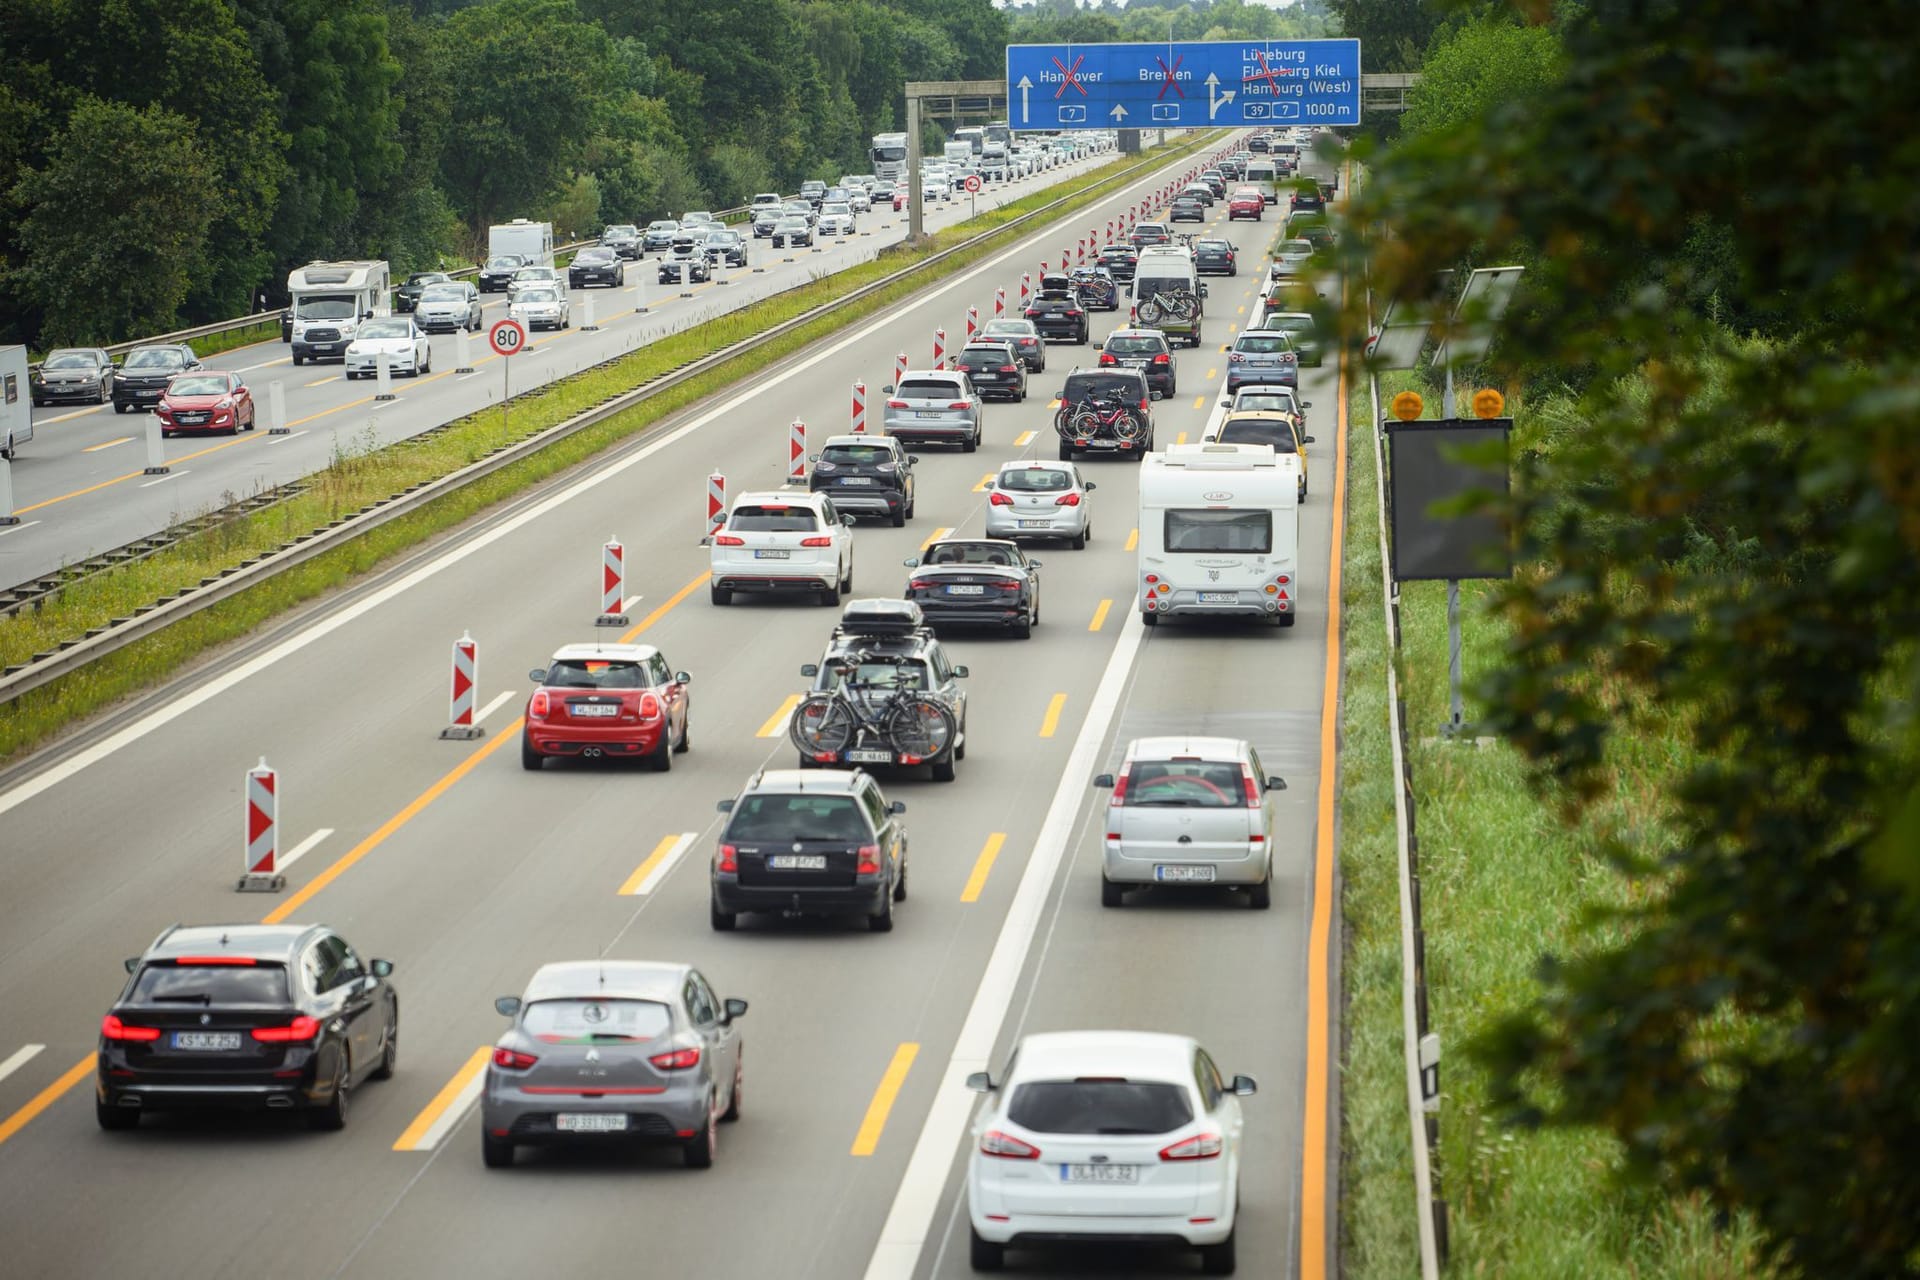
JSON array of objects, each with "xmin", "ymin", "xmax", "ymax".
[{"xmin": 1441, "ymin": 349, "xmax": 1465, "ymax": 736}]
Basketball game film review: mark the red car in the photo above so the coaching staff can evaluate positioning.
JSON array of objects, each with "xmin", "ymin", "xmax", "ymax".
[
  {"xmin": 522, "ymin": 643, "xmax": 691, "ymax": 771},
  {"xmin": 155, "ymin": 370, "xmax": 256, "ymax": 437},
  {"xmin": 1228, "ymin": 188, "xmax": 1266, "ymax": 221}
]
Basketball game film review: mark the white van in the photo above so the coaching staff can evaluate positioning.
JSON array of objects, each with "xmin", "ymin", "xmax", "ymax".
[
  {"xmin": 1245, "ymin": 159, "xmax": 1279, "ymax": 203},
  {"xmin": 1130, "ymin": 250, "xmax": 1206, "ymax": 348},
  {"xmin": 1137, "ymin": 443, "xmax": 1300, "ymax": 628},
  {"xmin": 286, "ymin": 260, "xmax": 392, "ymax": 366}
]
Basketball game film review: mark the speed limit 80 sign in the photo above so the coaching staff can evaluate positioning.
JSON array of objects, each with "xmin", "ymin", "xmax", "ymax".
[{"xmin": 488, "ymin": 318, "xmax": 527, "ymax": 358}]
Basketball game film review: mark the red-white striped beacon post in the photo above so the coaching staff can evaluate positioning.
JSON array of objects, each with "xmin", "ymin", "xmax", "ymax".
[
  {"xmin": 441, "ymin": 631, "xmax": 484, "ymax": 740},
  {"xmin": 237, "ymin": 757, "xmax": 285, "ymax": 892},
  {"xmin": 851, "ymin": 382, "xmax": 867, "ymax": 434},
  {"xmin": 597, "ymin": 536, "xmax": 629, "ymax": 627},
  {"xmin": 788, "ymin": 420, "xmax": 807, "ymax": 484},
  {"xmin": 707, "ymin": 471, "xmax": 727, "ymax": 540}
]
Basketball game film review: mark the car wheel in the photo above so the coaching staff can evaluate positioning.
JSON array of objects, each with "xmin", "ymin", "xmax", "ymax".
[
  {"xmin": 97, "ymin": 385, "xmax": 109, "ymax": 405},
  {"xmin": 647, "ymin": 729, "xmax": 673, "ymax": 772},
  {"xmin": 309, "ymin": 1054, "xmax": 349, "ymax": 1131},
  {"xmin": 482, "ymin": 1131, "xmax": 515, "ymax": 1168},
  {"xmin": 1013, "ymin": 617, "xmax": 1032, "ymax": 640},
  {"xmin": 710, "ymin": 585, "xmax": 732, "ymax": 607},
  {"xmin": 1058, "ymin": 441, "xmax": 1074, "ymax": 461},
  {"xmin": 1300, "ymin": 478, "xmax": 1308, "ymax": 503},
  {"xmin": 674, "ymin": 716, "xmax": 691, "ymax": 753},
  {"xmin": 1249, "ymin": 871, "xmax": 1273, "ymax": 910},
  {"xmin": 868, "ymin": 885, "xmax": 895, "ymax": 932},
  {"xmin": 684, "ymin": 1107, "xmax": 717, "ymax": 1168},
  {"xmin": 1101, "ymin": 876, "xmax": 1126, "ymax": 907},
  {"xmin": 710, "ymin": 894, "xmax": 737, "ymax": 932},
  {"xmin": 932, "ymin": 753, "xmax": 956, "ymax": 783},
  {"xmin": 371, "ymin": 1014, "xmax": 398, "ymax": 1080},
  {"xmin": 721, "ymin": 1056, "xmax": 743, "ymax": 1121},
  {"xmin": 161, "ymin": 430, "xmax": 174, "ymax": 439},
  {"xmin": 969, "ymin": 1227, "xmax": 1006, "ymax": 1272},
  {"xmin": 113, "ymin": 402, "xmax": 126, "ymax": 414},
  {"xmin": 841, "ymin": 560, "xmax": 854, "ymax": 595},
  {"xmin": 894, "ymin": 858, "xmax": 909, "ymax": 901},
  {"xmin": 892, "ymin": 506, "xmax": 906, "ymax": 528},
  {"xmin": 292, "ymin": 354, "xmax": 303, "ymax": 367},
  {"xmin": 1200, "ymin": 1227, "xmax": 1238, "ymax": 1275},
  {"xmin": 962, "ymin": 427, "xmax": 978, "ymax": 453},
  {"xmin": 96, "ymin": 1099, "xmax": 139, "ymax": 1130},
  {"xmin": 1069, "ymin": 527, "xmax": 1086, "ymax": 551},
  {"xmin": 520, "ymin": 735, "xmax": 543, "ymax": 771}
]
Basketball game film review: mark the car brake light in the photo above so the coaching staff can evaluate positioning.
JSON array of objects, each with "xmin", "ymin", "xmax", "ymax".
[
  {"xmin": 1109, "ymin": 774, "xmax": 1129, "ymax": 804},
  {"xmin": 1055, "ymin": 493, "xmax": 1081, "ymax": 507},
  {"xmin": 637, "ymin": 692, "xmax": 661, "ymax": 719},
  {"xmin": 649, "ymin": 1046, "xmax": 702, "ymax": 1070},
  {"xmin": 1276, "ymin": 574, "xmax": 1290, "ymax": 585},
  {"xmin": 988, "ymin": 492, "xmax": 1013, "ymax": 506},
  {"xmin": 1159, "ymin": 1132, "xmax": 1224, "ymax": 1161},
  {"xmin": 1229, "ymin": 353, "xmax": 1243, "ymax": 363},
  {"xmin": 1242, "ymin": 769, "xmax": 1262, "ymax": 808},
  {"xmin": 529, "ymin": 690, "xmax": 551, "ymax": 719},
  {"xmin": 1144, "ymin": 574, "xmax": 1159, "ymax": 584},
  {"xmin": 172, "ymin": 956, "xmax": 257, "ymax": 966},
  {"xmin": 1098, "ymin": 353, "xmax": 1116, "ymax": 366},
  {"xmin": 717, "ymin": 844, "xmax": 738, "ymax": 873},
  {"xmin": 1001, "ymin": 365, "xmax": 1018, "ymax": 373},
  {"xmin": 887, "ymin": 398, "xmax": 909, "ymax": 409},
  {"xmin": 714, "ymin": 534, "xmax": 745, "ymax": 546},
  {"xmin": 1152, "ymin": 354, "xmax": 1170, "ymax": 365},
  {"xmin": 101, "ymin": 1015, "xmax": 161, "ymax": 1042},
  {"xmin": 492, "ymin": 1047, "xmax": 539, "ymax": 1070},
  {"xmin": 856, "ymin": 844, "xmax": 882, "ymax": 874},
  {"xmin": 1139, "ymin": 399, "xmax": 1151, "ymax": 413},
  {"xmin": 980, "ymin": 1129, "xmax": 1042, "ymax": 1159},
  {"xmin": 948, "ymin": 400, "xmax": 972, "ymax": 410},
  {"xmin": 1065, "ymin": 309, "xmax": 1082, "ymax": 318},
  {"xmin": 800, "ymin": 535, "xmax": 834, "ymax": 547},
  {"xmin": 251, "ymin": 1015, "xmax": 322, "ymax": 1043}
]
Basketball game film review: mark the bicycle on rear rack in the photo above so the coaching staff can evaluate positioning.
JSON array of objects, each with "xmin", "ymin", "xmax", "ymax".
[{"xmin": 789, "ymin": 654, "xmax": 957, "ymax": 768}]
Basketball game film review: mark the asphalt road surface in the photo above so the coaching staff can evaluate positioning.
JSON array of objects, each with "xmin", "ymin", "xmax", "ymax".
[
  {"xmin": 0, "ymin": 135, "xmax": 1345, "ymax": 1280},
  {"xmin": 0, "ymin": 140, "xmax": 1144, "ymax": 592}
]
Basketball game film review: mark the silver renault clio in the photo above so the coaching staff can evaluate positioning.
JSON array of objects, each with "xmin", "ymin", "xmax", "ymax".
[{"xmin": 481, "ymin": 960, "xmax": 746, "ymax": 1169}]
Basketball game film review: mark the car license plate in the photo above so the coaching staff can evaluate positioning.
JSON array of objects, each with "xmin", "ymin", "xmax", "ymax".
[
  {"xmin": 1198, "ymin": 592, "xmax": 1238, "ymax": 604},
  {"xmin": 556, "ymin": 1113, "xmax": 628, "ymax": 1133},
  {"xmin": 314, "ymin": 343, "xmax": 336, "ymax": 351},
  {"xmin": 570, "ymin": 703, "xmax": 618, "ymax": 717},
  {"xmin": 1155, "ymin": 864, "xmax": 1217, "ymax": 883},
  {"xmin": 1061, "ymin": 1163, "xmax": 1140, "ymax": 1183},
  {"xmin": 768, "ymin": 854, "xmax": 829, "ymax": 870},
  {"xmin": 839, "ymin": 477, "xmax": 873, "ymax": 485},
  {"xmin": 848, "ymin": 748, "xmax": 892, "ymax": 764},
  {"xmin": 946, "ymin": 584, "xmax": 985, "ymax": 595},
  {"xmin": 754, "ymin": 549, "xmax": 790, "ymax": 559},
  {"xmin": 173, "ymin": 1031, "xmax": 242, "ymax": 1051},
  {"xmin": 1018, "ymin": 519, "xmax": 1051, "ymax": 529},
  {"xmin": 915, "ymin": 411, "xmax": 943, "ymax": 419}
]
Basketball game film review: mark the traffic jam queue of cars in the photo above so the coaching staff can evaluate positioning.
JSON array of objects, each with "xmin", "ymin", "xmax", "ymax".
[{"xmin": 70, "ymin": 132, "xmax": 1325, "ymax": 1277}]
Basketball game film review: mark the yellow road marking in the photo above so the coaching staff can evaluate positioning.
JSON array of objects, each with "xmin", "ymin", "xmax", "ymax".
[
  {"xmin": 1088, "ymin": 599, "xmax": 1112, "ymax": 631},
  {"xmin": 1219, "ymin": 343, "xmax": 1230, "ymax": 353},
  {"xmin": 1207, "ymin": 368, "xmax": 1218, "ymax": 379},
  {"xmin": 82, "ymin": 436, "xmax": 134, "ymax": 453},
  {"xmin": 921, "ymin": 526, "xmax": 952, "ymax": 549},
  {"xmin": 1176, "ymin": 432, "xmax": 1188, "ymax": 445},
  {"xmin": 1236, "ymin": 304, "xmax": 1246, "ymax": 315},
  {"xmin": 304, "ymin": 376, "xmax": 338, "ymax": 387},
  {"xmin": 1047, "ymin": 398, "xmax": 1061, "ymax": 410},
  {"xmin": 620, "ymin": 834, "xmax": 684, "ymax": 895},
  {"xmin": 1038, "ymin": 692, "xmax": 1067, "ymax": 738},
  {"xmin": 971, "ymin": 472, "xmax": 994, "ymax": 493},
  {"xmin": 960, "ymin": 833, "xmax": 1007, "ymax": 904},
  {"xmin": 1192, "ymin": 395, "xmax": 1205, "ymax": 410},
  {"xmin": 15, "ymin": 432, "xmax": 263, "ymax": 515},
  {"xmin": 620, "ymin": 570, "xmax": 710, "ymax": 644},
  {"xmin": 757, "ymin": 692, "xmax": 801, "ymax": 738},
  {"xmin": 851, "ymin": 1043, "xmax": 920, "ymax": 1156},
  {"xmin": 392, "ymin": 1046, "xmax": 491, "ymax": 1151},
  {"xmin": 1014, "ymin": 430, "xmax": 1035, "ymax": 446},
  {"xmin": 1126, "ymin": 527, "xmax": 1138, "ymax": 551},
  {"xmin": 0, "ymin": 1057, "xmax": 93, "ymax": 1149}
]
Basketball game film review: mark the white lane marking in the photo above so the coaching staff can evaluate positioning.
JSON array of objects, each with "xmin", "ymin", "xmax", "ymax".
[
  {"xmin": 409, "ymin": 1069, "xmax": 485, "ymax": 1151},
  {"xmin": 475, "ymin": 690, "xmax": 516, "ymax": 723},
  {"xmin": 0, "ymin": 149, "xmax": 1197, "ymax": 822},
  {"xmin": 277, "ymin": 828, "xmax": 334, "ymax": 872},
  {"xmin": 628, "ymin": 832, "xmax": 697, "ymax": 897},
  {"xmin": 263, "ymin": 430, "xmax": 308, "ymax": 446},
  {"xmin": 0, "ymin": 1044, "xmax": 46, "ymax": 1087},
  {"xmin": 862, "ymin": 610, "xmax": 1147, "ymax": 1280},
  {"xmin": 619, "ymin": 594, "xmax": 642, "ymax": 615},
  {"xmin": 0, "ymin": 521, "xmax": 42, "ymax": 539},
  {"xmin": 138, "ymin": 471, "xmax": 186, "ymax": 488}
]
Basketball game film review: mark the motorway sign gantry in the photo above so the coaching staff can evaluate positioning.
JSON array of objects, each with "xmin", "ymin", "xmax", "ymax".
[{"xmin": 1006, "ymin": 39, "xmax": 1362, "ymax": 130}]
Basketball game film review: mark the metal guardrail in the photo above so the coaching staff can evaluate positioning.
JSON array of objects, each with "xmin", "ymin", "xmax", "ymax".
[{"xmin": 0, "ymin": 140, "xmax": 1210, "ymax": 706}]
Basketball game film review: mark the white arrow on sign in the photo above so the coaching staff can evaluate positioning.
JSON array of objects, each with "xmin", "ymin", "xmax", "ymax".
[
  {"xmin": 1110, "ymin": 104, "xmax": 1128, "ymax": 122},
  {"xmin": 1205, "ymin": 72, "xmax": 1237, "ymax": 120},
  {"xmin": 1017, "ymin": 75, "xmax": 1033, "ymax": 124}
]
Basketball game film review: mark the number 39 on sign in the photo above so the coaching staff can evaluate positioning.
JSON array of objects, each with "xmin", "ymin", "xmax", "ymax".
[{"xmin": 488, "ymin": 318, "xmax": 527, "ymax": 358}]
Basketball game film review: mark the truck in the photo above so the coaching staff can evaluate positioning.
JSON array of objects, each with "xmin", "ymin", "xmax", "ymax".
[
  {"xmin": 869, "ymin": 132, "xmax": 909, "ymax": 182},
  {"xmin": 1, "ymin": 345, "xmax": 30, "ymax": 461},
  {"xmin": 952, "ymin": 126, "xmax": 986, "ymax": 155},
  {"xmin": 979, "ymin": 143, "xmax": 1011, "ymax": 181},
  {"xmin": 489, "ymin": 219, "xmax": 554, "ymax": 269},
  {"xmin": 984, "ymin": 121, "xmax": 1012, "ymax": 149},
  {"xmin": 286, "ymin": 260, "xmax": 391, "ymax": 367},
  {"xmin": 1137, "ymin": 443, "xmax": 1301, "ymax": 629},
  {"xmin": 943, "ymin": 141, "xmax": 974, "ymax": 169}
]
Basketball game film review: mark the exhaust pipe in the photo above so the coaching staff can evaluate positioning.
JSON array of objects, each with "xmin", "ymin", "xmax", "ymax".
[
  {"xmin": 583, "ymin": 748, "xmax": 602, "ymax": 759},
  {"xmin": 266, "ymin": 1095, "xmax": 295, "ymax": 1109}
]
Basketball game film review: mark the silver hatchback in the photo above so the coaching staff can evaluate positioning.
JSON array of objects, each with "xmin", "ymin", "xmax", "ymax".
[
  {"xmin": 984, "ymin": 460, "xmax": 1095, "ymax": 548},
  {"xmin": 1093, "ymin": 736, "xmax": 1287, "ymax": 907},
  {"xmin": 482, "ymin": 961, "xmax": 745, "ymax": 1169},
  {"xmin": 883, "ymin": 370, "xmax": 984, "ymax": 451}
]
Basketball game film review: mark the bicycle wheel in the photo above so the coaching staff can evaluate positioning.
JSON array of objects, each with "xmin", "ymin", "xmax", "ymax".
[
  {"xmin": 1137, "ymin": 299, "xmax": 1165, "ymax": 326},
  {"xmin": 1069, "ymin": 406, "xmax": 1104, "ymax": 440},
  {"xmin": 1111, "ymin": 408, "xmax": 1144, "ymax": 441},
  {"xmin": 789, "ymin": 695, "xmax": 858, "ymax": 757},
  {"xmin": 1053, "ymin": 403, "xmax": 1078, "ymax": 440},
  {"xmin": 883, "ymin": 698, "xmax": 957, "ymax": 761}
]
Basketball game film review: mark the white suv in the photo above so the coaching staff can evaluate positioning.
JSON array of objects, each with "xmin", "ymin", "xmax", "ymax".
[
  {"xmin": 1092, "ymin": 736, "xmax": 1287, "ymax": 908},
  {"xmin": 966, "ymin": 1030, "xmax": 1256, "ymax": 1273},
  {"xmin": 707, "ymin": 490, "xmax": 855, "ymax": 607}
]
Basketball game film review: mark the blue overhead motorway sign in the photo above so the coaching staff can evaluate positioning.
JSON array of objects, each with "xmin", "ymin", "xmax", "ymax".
[{"xmin": 1006, "ymin": 39, "xmax": 1362, "ymax": 130}]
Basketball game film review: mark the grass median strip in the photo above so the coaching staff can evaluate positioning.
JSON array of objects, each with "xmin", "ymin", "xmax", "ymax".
[{"xmin": 0, "ymin": 133, "xmax": 1219, "ymax": 765}]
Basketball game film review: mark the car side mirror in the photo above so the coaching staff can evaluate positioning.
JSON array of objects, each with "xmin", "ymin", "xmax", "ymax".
[
  {"xmin": 908, "ymin": 455, "xmax": 920, "ymax": 464},
  {"xmin": 800, "ymin": 663, "xmax": 819, "ymax": 678},
  {"xmin": 888, "ymin": 800, "xmax": 907, "ymax": 815},
  {"xmin": 675, "ymin": 671, "xmax": 691, "ymax": 684},
  {"xmin": 965, "ymin": 1071, "xmax": 997, "ymax": 1093},
  {"xmin": 529, "ymin": 668, "xmax": 547, "ymax": 683},
  {"xmin": 1199, "ymin": 284, "xmax": 1210, "ymax": 297},
  {"xmin": 902, "ymin": 557, "xmax": 920, "ymax": 569},
  {"xmin": 1028, "ymin": 560, "xmax": 1043, "ymax": 568},
  {"xmin": 842, "ymin": 515, "xmax": 856, "ymax": 527},
  {"xmin": 124, "ymin": 957, "xmax": 140, "ymax": 974},
  {"xmin": 1220, "ymin": 399, "xmax": 1232, "ymax": 407},
  {"xmin": 1093, "ymin": 773, "xmax": 1115, "ymax": 789},
  {"xmin": 1303, "ymin": 435, "xmax": 1316, "ymax": 444},
  {"xmin": 723, "ymin": 997, "xmax": 749, "ymax": 1023},
  {"xmin": 1232, "ymin": 1074, "xmax": 1258, "ymax": 1096},
  {"xmin": 953, "ymin": 666, "xmax": 969, "ymax": 678},
  {"xmin": 882, "ymin": 384, "xmax": 895, "ymax": 395},
  {"xmin": 1266, "ymin": 776, "xmax": 1288, "ymax": 791},
  {"xmin": 716, "ymin": 798, "xmax": 736, "ymax": 813},
  {"xmin": 371, "ymin": 958, "xmax": 394, "ymax": 978},
  {"xmin": 363, "ymin": 310, "xmax": 374, "ymax": 320},
  {"xmin": 1301, "ymin": 401, "xmax": 1313, "ymax": 409},
  {"xmin": 495, "ymin": 996, "xmax": 521, "ymax": 1017},
  {"xmin": 1083, "ymin": 482, "xmax": 1096, "ymax": 492}
]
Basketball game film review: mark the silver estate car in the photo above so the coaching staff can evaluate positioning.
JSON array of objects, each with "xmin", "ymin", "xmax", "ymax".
[
  {"xmin": 882, "ymin": 370, "xmax": 984, "ymax": 451},
  {"xmin": 984, "ymin": 460, "xmax": 1095, "ymax": 548},
  {"xmin": 1093, "ymin": 736, "xmax": 1288, "ymax": 908},
  {"xmin": 482, "ymin": 961, "xmax": 746, "ymax": 1169},
  {"xmin": 413, "ymin": 281, "xmax": 482, "ymax": 333}
]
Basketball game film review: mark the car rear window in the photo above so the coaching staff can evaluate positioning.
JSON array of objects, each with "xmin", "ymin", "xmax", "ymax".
[
  {"xmin": 1007, "ymin": 1080, "xmax": 1194, "ymax": 1134},
  {"xmin": 998, "ymin": 467, "xmax": 1072, "ymax": 493},
  {"xmin": 726, "ymin": 793, "xmax": 870, "ymax": 841},
  {"xmin": 1106, "ymin": 336, "xmax": 1164, "ymax": 355},
  {"xmin": 1236, "ymin": 334, "xmax": 1293, "ymax": 354},
  {"xmin": 957, "ymin": 350, "xmax": 1012, "ymax": 369},
  {"xmin": 1217, "ymin": 422, "xmax": 1296, "ymax": 453},
  {"xmin": 1064, "ymin": 374, "xmax": 1145, "ymax": 402},
  {"xmin": 730, "ymin": 504, "xmax": 821, "ymax": 532},
  {"xmin": 822, "ymin": 445, "xmax": 895, "ymax": 465},
  {"xmin": 422, "ymin": 285, "xmax": 466, "ymax": 301},
  {"xmin": 1124, "ymin": 759, "xmax": 1246, "ymax": 806},
  {"xmin": 981, "ymin": 324, "xmax": 1033, "ymax": 341},
  {"xmin": 486, "ymin": 256, "xmax": 522, "ymax": 270},
  {"xmin": 517, "ymin": 290, "xmax": 559, "ymax": 304},
  {"xmin": 132, "ymin": 963, "xmax": 290, "ymax": 1005},
  {"xmin": 524, "ymin": 998, "xmax": 671, "ymax": 1044},
  {"xmin": 897, "ymin": 378, "xmax": 962, "ymax": 399},
  {"xmin": 1165, "ymin": 509, "xmax": 1273, "ymax": 554},
  {"xmin": 545, "ymin": 659, "xmax": 648, "ymax": 689},
  {"xmin": 45, "ymin": 352, "xmax": 96, "ymax": 368},
  {"xmin": 1135, "ymin": 276, "xmax": 1194, "ymax": 299}
]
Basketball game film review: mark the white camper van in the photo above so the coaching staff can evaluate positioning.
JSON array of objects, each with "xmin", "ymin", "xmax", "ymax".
[
  {"xmin": 1, "ymin": 345, "xmax": 30, "ymax": 460},
  {"xmin": 1137, "ymin": 443, "xmax": 1301, "ymax": 629},
  {"xmin": 488, "ymin": 219, "xmax": 555, "ymax": 269},
  {"xmin": 287, "ymin": 260, "xmax": 392, "ymax": 366}
]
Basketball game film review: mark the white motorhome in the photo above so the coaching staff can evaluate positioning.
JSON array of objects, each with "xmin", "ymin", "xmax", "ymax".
[
  {"xmin": 1, "ymin": 345, "xmax": 30, "ymax": 460},
  {"xmin": 286, "ymin": 260, "xmax": 391, "ymax": 366},
  {"xmin": 870, "ymin": 132, "xmax": 909, "ymax": 182},
  {"xmin": 1137, "ymin": 443, "xmax": 1301, "ymax": 629},
  {"xmin": 488, "ymin": 219, "xmax": 554, "ymax": 269},
  {"xmin": 943, "ymin": 141, "xmax": 974, "ymax": 169}
]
